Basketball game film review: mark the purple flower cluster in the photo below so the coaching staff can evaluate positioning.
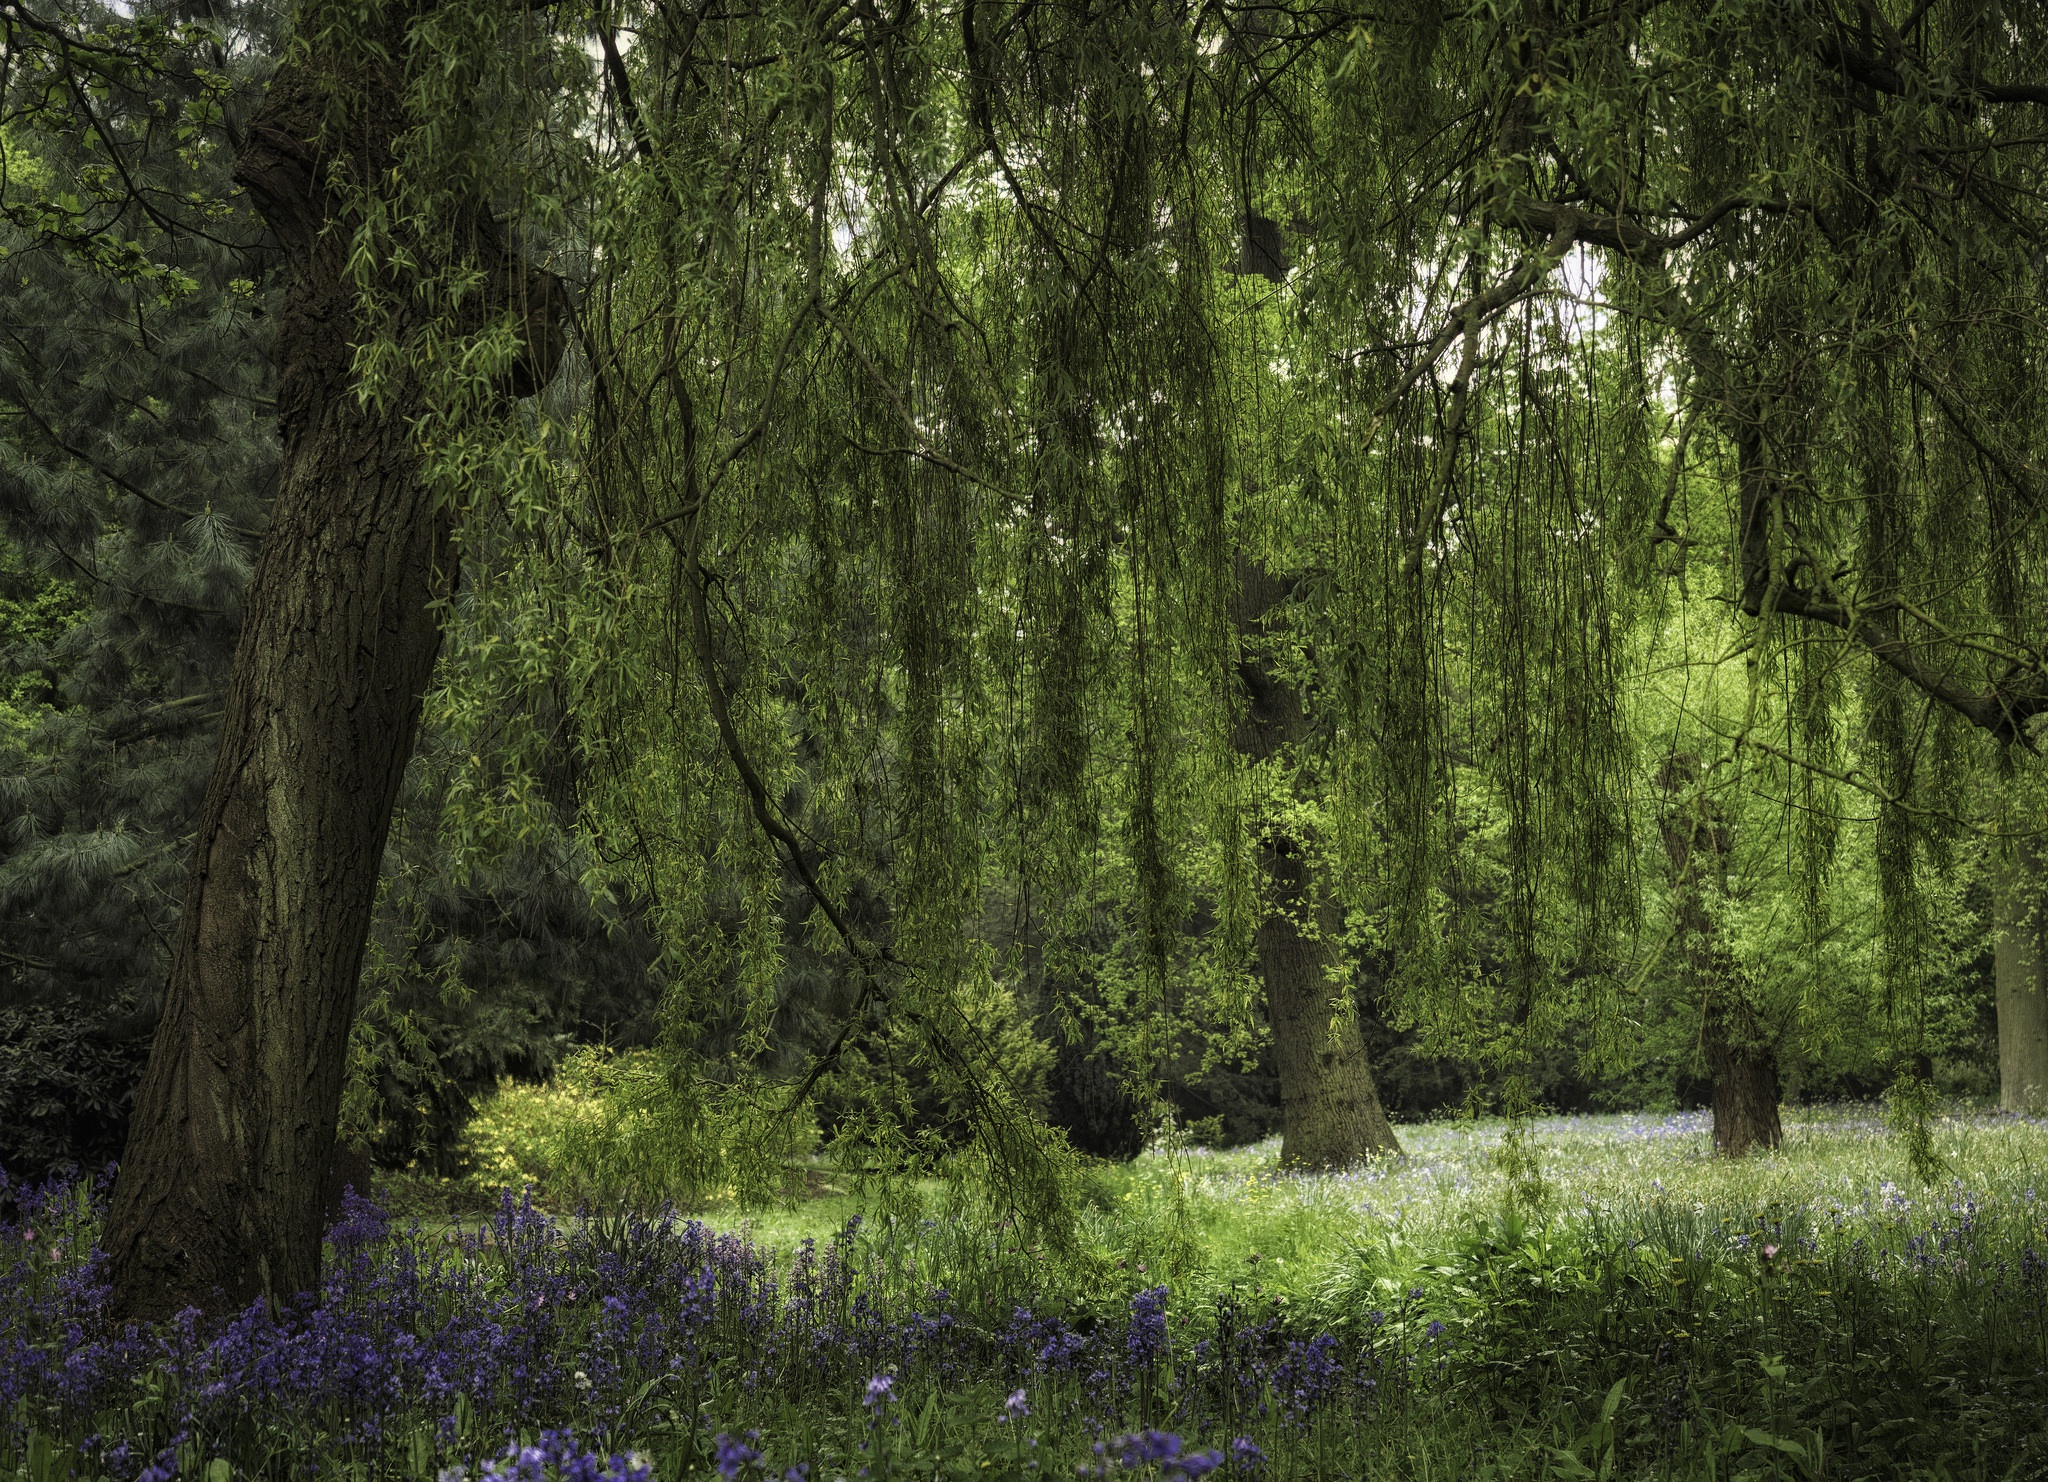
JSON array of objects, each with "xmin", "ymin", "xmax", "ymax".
[
  {"xmin": 1077, "ymin": 1430, "xmax": 1223, "ymax": 1478},
  {"xmin": 11, "ymin": 1158, "xmax": 2039, "ymax": 1481},
  {"xmin": 1, "ymin": 1178, "xmax": 843, "ymax": 1471},
  {"xmin": 1271, "ymin": 1335, "xmax": 1340, "ymax": 1428},
  {"xmin": 452, "ymin": 1429, "xmax": 651, "ymax": 1482},
  {"xmin": 712, "ymin": 1432, "xmax": 761, "ymax": 1479},
  {"xmin": 8, "ymin": 1176, "xmax": 1322, "ymax": 1477},
  {"xmin": 0, "ymin": 1167, "xmax": 1529, "ymax": 1482},
  {"xmin": 1126, "ymin": 1286, "xmax": 1169, "ymax": 1368},
  {"xmin": 1002, "ymin": 1305, "xmax": 1090, "ymax": 1372}
]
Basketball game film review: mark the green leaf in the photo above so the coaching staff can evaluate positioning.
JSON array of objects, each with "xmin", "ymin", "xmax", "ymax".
[
  {"xmin": 1740, "ymin": 1428, "xmax": 1806, "ymax": 1460},
  {"xmin": 1599, "ymin": 1378, "xmax": 1627, "ymax": 1422}
]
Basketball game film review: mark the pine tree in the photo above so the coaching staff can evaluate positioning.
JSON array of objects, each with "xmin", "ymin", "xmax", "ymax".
[{"xmin": 0, "ymin": 1, "xmax": 275, "ymax": 1175}]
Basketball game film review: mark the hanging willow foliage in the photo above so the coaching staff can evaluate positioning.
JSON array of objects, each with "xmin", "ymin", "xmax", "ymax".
[
  {"xmin": 479, "ymin": 0, "xmax": 1650, "ymax": 1209},
  {"xmin": 548, "ymin": 0, "xmax": 1263, "ymax": 1222},
  {"xmin": 402, "ymin": 0, "xmax": 2048, "ymax": 1209}
]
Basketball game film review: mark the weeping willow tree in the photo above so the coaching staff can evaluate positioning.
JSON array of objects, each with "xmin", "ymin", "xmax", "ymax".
[
  {"xmin": 1425, "ymin": 0, "xmax": 2048, "ymax": 1115},
  {"xmin": 541, "ymin": 0, "xmax": 1657, "ymax": 1207},
  {"xmin": 562, "ymin": 0, "xmax": 1256, "ymax": 1208},
  {"xmin": 70, "ymin": 0, "xmax": 2048, "ymax": 1315},
  {"xmin": 1227, "ymin": 0, "xmax": 2048, "ymax": 1129}
]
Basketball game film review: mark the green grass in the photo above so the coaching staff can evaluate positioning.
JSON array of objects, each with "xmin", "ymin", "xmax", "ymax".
[
  {"xmin": 343, "ymin": 1095, "xmax": 2048, "ymax": 1479},
  {"xmin": 11, "ymin": 1100, "xmax": 2045, "ymax": 1480},
  {"xmin": 429, "ymin": 1089, "xmax": 2048, "ymax": 1300},
  {"xmin": 1079, "ymin": 1105, "xmax": 2048, "ymax": 1300},
  {"xmin": 700, "ymin": 1097, "xmax": 2048, "ymax": 1473},
  {"xmin": 493, "ymin": 1102, "xmax": 2039, "ymax": 1294}
]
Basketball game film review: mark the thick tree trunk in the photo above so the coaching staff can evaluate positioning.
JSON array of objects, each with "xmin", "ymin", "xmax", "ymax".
[
  {"xmin": 103, "ymin": 25, "xmax": 563, "ymax": 1322},
  {"xmin": 1705, "ymin": 1009, "xmax": 1783, "ymax": 1157},
  {"xmin": 1256, "ymin": 836, "xmax": 1401, "ymax": 1166},
  {"xmin": 1232, "ymin": 559, "xmax": 1400, "ymax": 1168},
  {"xmin": 1656, "ymin": 754, "xmax": 1781, "ymax": 1158},
  {"xmin": 1994, "ymin": 836, "xmax": 2048, "ymax": 1116}
]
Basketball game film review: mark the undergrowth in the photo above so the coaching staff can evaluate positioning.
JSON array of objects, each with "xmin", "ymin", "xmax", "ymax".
[{"xmin": 4, "ymin": 1109, "xmax": 2045, "ymax": 1481}]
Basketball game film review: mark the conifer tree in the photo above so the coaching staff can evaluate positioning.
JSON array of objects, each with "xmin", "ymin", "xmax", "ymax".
[{"xmin": 0, "ymin": 0, "xmax": 276, "ymax": 1176}]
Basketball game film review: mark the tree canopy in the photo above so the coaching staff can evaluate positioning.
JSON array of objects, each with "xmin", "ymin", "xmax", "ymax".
[{"xmin": 3, "ymin": 0, "xmax": 2046, "ymax": 1316}]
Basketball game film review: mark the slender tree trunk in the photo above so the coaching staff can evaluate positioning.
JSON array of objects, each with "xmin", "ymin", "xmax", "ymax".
[
  {"xmin": 103, "ymin": 23, "xmax": 564, "ymax": 1322},
  {"xmin": 1232, "ymin": 559, "xmax": 1400, "ymax": 1168},
  {"xmin": 1994, "ymin": 836, "xmax": 2048, "ymax": 1116},
  {"xmin": 1656, "ymin": 754, "xmax": 1780, "ymax": 1158}
]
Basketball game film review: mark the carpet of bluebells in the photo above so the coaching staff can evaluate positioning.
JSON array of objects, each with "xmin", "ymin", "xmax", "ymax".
[{"xmin": 5, "ymin": 1132, "xmax": 2048, "ymax": 1481}]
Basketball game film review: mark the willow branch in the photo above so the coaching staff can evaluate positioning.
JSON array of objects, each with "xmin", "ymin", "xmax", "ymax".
[
  {"xmin": 1360, "ymin": 209, "xmax": 1579, "ymax": 461},
  {"xmin": 1538, "ymin": 200, "xmax": 2048, "ymax": 748},
  {"xmin": 1505, "ymin": 191, "xmax": 1786, "ymax": 263},
  {"xmin": 1908, "ymin": 358, "xmax": 2048, "ymax": 509},
  {"xmin": 599, "ymin": 28, "xmax": 655, "ymax": 160},
  {"xmin": 655, "ymin": 342, "xmax": 894, "ymax": 1115},
  {"xmin": 1748, "ymin": 580, "xmax": 2048, "ymax": 745},
  {"xmin": 1652, "ymin": 393, "xmax": 1698, "ymax": 553},
  {"xmin": 1400, "ymin": 279, "xmax": 1484, "ymax": 584},
  {"xmin": 1818, "ymin": 30, "xmax": 2048, "ymax": 110}
]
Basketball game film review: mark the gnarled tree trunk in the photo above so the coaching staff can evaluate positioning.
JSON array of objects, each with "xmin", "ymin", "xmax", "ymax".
[
  {"xmin": 1656, "ymin": 754, "xmax": 1781, "ymax": 1158},
  {"xmin": 1994, "ymin": 835, "xmax": 2048, "ymax": 1116},
  {"xmin": 103, "ymin": 21, "xmax": 564, "ymax": 1322},
  {"xmin": 1232, "ymin": 560, "xmax": 1400, "ymax": 1168}
]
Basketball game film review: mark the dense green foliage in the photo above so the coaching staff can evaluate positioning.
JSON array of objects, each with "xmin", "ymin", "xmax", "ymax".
[
  {"xmin": 11, "ymin": 13, "xmax": 2048, "ymax": 1477},
  {"xmin": 0, "ymin": 13, "xmax": 275, "ymax": 1169},
  {"xmin": 8, "ymin": 0, "xmax": 2045, "ymax": 1189},
  {"xmin": 0, "ymin": 0, "xmax": 663, "ymax": 1178},
  {"xmin": 12, "ymin": 0, "xmax": 2048, "ymax": 1457},
  {"xmin": 481, "ymin": 0, "xmax": 2043, "ymax": 1199}
]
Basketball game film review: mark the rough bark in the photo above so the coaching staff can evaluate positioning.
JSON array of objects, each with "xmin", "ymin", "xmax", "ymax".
[
  {"xmin": 1232, "ymin": 560, "xmax": 1400, "ymax": 1168},
  {"xmin": 1993, "ymin": 835, "xmax": 2048, "ymax": 1116},
  {"xmin": 1656, "ymin": 754, "xmax": 1781, "ymax": 1158},
  {"xmin": 1705, "ymin": 1007, "xmax": 1783, "ymax": 1157},
  {"xmin": 103, "ymin": 22, "xmax": 565, "ymax": 1322}
]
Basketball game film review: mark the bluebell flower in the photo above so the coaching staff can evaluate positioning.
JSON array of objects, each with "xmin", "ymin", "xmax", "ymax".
[
  {"xmin": 1126, "ymin": 1287, "xmax": 1170, "ymax": 1368},
  {"xmin": 1123, "ymin": 1431, "xmax": 1182, "ymax": 1465},
  {"xmin": 713, "ymin": 1433, "xmax": 761, "ymax": 1479}
]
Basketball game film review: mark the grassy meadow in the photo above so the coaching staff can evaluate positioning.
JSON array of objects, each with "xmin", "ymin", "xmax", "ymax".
[
  {"xmin": 454, "ymin": 1082, "xmax": 2048, "ymax": 1294},
  {"xmin": 6, "ymin": 1100, "xmax": 2046, "ymax": 1482}
]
